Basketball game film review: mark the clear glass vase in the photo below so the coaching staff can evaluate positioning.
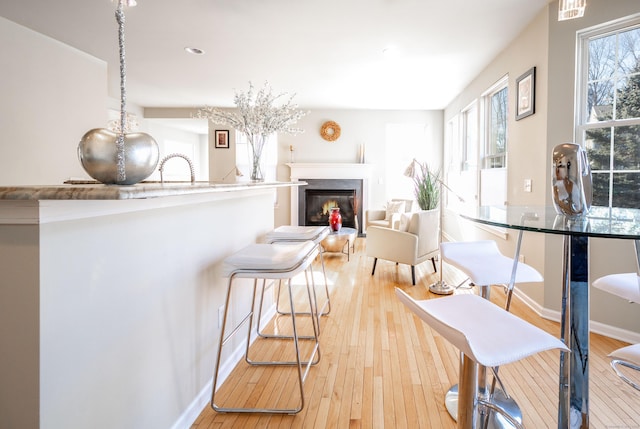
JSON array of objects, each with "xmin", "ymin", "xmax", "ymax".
[{"xmin": 248, "ymin": 135, "xmax": 266, "ymax": 182}]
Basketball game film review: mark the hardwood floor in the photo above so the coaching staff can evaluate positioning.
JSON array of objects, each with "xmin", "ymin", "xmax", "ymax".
[{"xmin": 191, "ymin": 237, "xmax": 640, "ymax": 428}]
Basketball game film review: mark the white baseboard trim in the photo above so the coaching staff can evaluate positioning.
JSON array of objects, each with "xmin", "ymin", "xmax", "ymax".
[
  {"xmin": 171, "ymin": 303, "xmax": 277, "ymax": 429},
  {"xmin": 513, "ymin": 287, "xmax": 640, "ymax": 345}
]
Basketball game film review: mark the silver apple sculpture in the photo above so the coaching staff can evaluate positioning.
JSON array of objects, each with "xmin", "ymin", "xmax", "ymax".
[{"xmin": 78, "ymin": 0, "xmax": 158, "ymax": 185}]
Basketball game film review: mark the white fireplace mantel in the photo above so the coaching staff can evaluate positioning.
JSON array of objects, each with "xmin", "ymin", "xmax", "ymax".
[
  {"xmin": 286, "ymin": 163, "xmax": 374, "ymax": 227},
  {"xmin": 286, "ymin": 163, "xmax": 374, "ymax": 181}
]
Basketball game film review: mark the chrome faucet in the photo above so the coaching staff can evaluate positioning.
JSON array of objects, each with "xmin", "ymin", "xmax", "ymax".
[{"xmin": 158, "ymin": 153, "xmax": 195, "ymax": 183}]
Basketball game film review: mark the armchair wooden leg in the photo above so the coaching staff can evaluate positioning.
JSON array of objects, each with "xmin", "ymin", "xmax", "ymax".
[
  {"xmin": 411, "ymin": 266, "xmax": 416, "ymax": 285},
  {"xmin": 371, "ymin": 258, "xmax": 378, "ymax": 275}
]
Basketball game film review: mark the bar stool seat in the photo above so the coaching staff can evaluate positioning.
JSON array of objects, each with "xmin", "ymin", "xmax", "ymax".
[
  {"xmin": 440, "ymin": 240, "xmax": 543, "ymax": 290},
  {"xmin": 593, "ymin": 272, "xmax": 640, "ymax": 303},
  {"xmin": 212, "ymin": 240, "xmax": 320, "ymax": 414},
  {"xmin": 593, "ymin": 272, "xmax": 640, "ymax": 391},
  {"xmin": 395, "ymin": 289, "xmax": 568, "ymax": 428}
]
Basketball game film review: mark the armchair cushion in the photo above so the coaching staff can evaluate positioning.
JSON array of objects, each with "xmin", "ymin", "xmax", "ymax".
[
  {"xmin": 385, "ymin": 200, "xmax": 406, "ymax": 220},
  {"xmin": 365, "ymin": 199, "xmax": 416, "ymax": 230}
]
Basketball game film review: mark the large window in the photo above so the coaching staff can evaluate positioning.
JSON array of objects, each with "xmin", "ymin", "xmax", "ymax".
[
  {"xmin": 482, "ymin": 77, "xmax": 508, "ymax": 169},
  {"xmin": 578, "ymin": 16, "xmax": 640, "ymax": 208},
  {"xmin": 385, "ymin": 123, "xmax": 430, "ymax": 200},
  {"xmin": 461, "ymin": 102, "xmax": 478, "ymax": 172},
  {"xmin": 480, "ymin": 76, "xmax": 508, "ymax": 206}
]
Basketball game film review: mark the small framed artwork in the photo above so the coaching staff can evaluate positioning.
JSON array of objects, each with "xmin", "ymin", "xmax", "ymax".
[
  {"xmin": 516, "ymin": 67, "xmax": 536, "ymax": 120},
  {"xmin": 215, "ymin": 130, "xmax": 230, "ymax": 149}
]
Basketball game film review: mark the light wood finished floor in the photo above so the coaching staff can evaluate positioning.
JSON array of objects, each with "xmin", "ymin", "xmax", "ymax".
[{"xmin": 191, "ymin": 237, "xmax": 640, "ymax": 428}]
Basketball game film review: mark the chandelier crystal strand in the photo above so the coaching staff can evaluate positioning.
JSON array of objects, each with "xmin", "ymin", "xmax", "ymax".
[{"xmin": 115, "ymin": 0, "xmax": 127, "ymax": 182}]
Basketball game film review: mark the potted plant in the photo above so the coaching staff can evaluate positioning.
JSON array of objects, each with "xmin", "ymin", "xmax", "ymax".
[{"xmin": 411, "ymin": 161, "xmax": 441, "ymax": 210}]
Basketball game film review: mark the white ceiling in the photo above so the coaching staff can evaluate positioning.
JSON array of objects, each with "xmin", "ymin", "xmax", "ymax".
[{"xmin": 0, "ymin": 0, "xmax": 551, "ymax": 111}]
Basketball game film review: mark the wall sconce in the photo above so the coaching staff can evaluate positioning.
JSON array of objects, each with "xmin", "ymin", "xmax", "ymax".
[{"xmin": 558, "ymin": 0, "xmax": 586, "ymax": 21}]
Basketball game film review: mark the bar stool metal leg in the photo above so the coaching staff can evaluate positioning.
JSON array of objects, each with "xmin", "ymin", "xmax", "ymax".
[
  {"xmin": 247, "ymin": 275, "xmax": 321, "ymax": 366},
  {"xmin": 255, "ymin": 262, "xmax": 322, "ymax": 341}
]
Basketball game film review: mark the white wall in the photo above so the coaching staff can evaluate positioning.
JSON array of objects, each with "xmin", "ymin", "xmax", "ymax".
[
  {"xmin": 0, "ymin": 16, "xmax": 108, "ymax": 186},
  {"xmin": 275, "ymin": 109, "xmax": 444, "ymax": 227}
]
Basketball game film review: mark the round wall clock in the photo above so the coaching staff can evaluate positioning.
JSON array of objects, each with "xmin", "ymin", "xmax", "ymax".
[{"xmin": 320, "ymin": 121, "xmax": 341, "ymax": 141}]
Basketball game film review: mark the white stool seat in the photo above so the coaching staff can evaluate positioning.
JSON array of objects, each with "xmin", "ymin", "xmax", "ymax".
[
  {"xmin": 396, "ymin": 289, "xmax": 568, "ymax": 428},
  {"xmin": 223, "ymin": 241, "xmax": 317, "ymax": 278},
  {"xmin": 441, "ymin": 240, "xmax": 543, "ymax": 287},
  {"xmin": 593, "ymin": 272, "xmax": 640, "ymax": 303},
  {"xmin": 396, "ymin": 290, "xmax": 567, "ymax": 367},
  {"xmin": 265, "ymin": 225, "xmax": 329, "ymax": 244},
  {"xmin": 592, "ymin": 271, "xmax": 640, "ymax": 391},
  {"xmin": 609, "ymin": 343, "xmax": 640, "ymax": 366}
]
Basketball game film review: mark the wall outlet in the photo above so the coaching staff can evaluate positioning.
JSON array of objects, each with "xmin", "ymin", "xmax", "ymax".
[
  {"xmin": 523, "ymin": 179, "xmax": 532, "ymax": 193},
  {"xmin": 218, "ymin": 305, "xmax": 225, "ymax": 328},
  {"xmin": 518, "ymin": 254, "xmax": 525, "ymax": 263}
]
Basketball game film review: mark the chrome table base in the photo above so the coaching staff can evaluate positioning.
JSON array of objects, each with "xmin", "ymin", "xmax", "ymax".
[{"xmin": 445, "ymin": 384, "xmax": 522, "ymax": 429}]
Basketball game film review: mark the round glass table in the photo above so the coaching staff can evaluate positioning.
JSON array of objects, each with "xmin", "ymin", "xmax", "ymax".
[{"xmin": 458, "ymin": 205, "xmax": 640, "ymax": 429}]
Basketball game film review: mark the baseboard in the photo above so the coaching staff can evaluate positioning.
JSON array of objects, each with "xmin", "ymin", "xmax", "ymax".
[
  {"xmin": 513, "ymin": 287, "xmax": 640, "ymax": 345},
  {"xmin": 171, "ymin": 303, "xmax": 277, "ymax": 429}
]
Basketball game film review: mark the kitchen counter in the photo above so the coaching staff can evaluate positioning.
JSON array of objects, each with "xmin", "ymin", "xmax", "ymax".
[
  {"xmin": 0, "ymin": 180, "xmax": 300, "ymax": 200},
  {"xmin": 0, "ymin": 180, "xmax": 298, "ymax": 429}
]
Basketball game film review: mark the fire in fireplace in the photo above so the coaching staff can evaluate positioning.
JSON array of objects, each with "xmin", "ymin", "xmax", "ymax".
[
  {"xmin": 305, "ymin": 190, "xmax": 356, "ymax": 228},
  {"xmin": 298, "ymin": 179, "xmax": 363, "ymax": 234}
]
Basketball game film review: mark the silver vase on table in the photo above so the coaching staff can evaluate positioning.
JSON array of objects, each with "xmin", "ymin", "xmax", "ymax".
[{"xmin": 552, "ymin": 143, "xmax": 592, "ymax": 220}]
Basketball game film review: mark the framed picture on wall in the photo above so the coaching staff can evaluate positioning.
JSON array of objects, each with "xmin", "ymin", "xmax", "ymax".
[
  {"xmin": 215, "ymin": 130, "xmax": 229, "ymax": 148},
  {"xmin": 516, "ymin": 67, "xmax": 535, "ymax": 120}
]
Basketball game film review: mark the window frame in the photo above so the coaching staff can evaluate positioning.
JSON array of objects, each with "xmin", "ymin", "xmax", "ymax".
[
  {"xmin": 576, "ymin": 14, "xmax": 640, "ymax": 209},
  {"xmin": 481, "ymin": 75, "xmax": 509, "ymax": 170}
]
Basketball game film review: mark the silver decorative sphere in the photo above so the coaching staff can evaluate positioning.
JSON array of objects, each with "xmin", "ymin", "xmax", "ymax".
[{"xmin": 78, "ymin": 128, "xmax": 159, "ymax": 185}]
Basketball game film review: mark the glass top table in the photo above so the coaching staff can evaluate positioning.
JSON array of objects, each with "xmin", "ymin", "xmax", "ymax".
[
  {"xmin": 458, "ymin": 205, "xmax": 640, "ymax": 429},
  {"xmin": 460, "ymin": 205, "xmax": 640, "ymax": 239}
]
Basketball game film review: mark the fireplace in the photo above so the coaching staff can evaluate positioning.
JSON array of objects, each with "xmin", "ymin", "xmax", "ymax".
[
  {"xmin": 298, "ymin": 179, "xmax": 363, "ymax": 234},
  {"xmin": 287, "ymin": 163, "xmax": 373, "ymax": 234}
]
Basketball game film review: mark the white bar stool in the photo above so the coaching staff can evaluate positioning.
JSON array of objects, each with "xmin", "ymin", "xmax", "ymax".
[
  {"xmin": 593, "ymin": 271, "xmax": 640, "ymax": 391},
  {"xmin": 439, "ymin": 239, "xmax": 544, "ymax": 427},
  {"xmin": 396, "ymin": 289, "xmax": 568, "ymax": 429},
  {"xmin": 211, "ymin": 241, "xmax": 321, "ymax": 414},
  {"xmin": 263, "ymin": 225, "xmax": 331, "ymax": 317}
]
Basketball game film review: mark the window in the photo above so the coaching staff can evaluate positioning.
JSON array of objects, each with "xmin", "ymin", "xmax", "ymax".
[
  {"xmin": 578, "ymin": 16, "xmax": 640, "ymax": 209},
  {"xmin": 461, "ymin": 102, "xmax": 478, "ymax": 172},
  {"xmin": 479, "ymin": 76, "xmax": 508, "ymax": 206},
  {"xmin": 448, "ymin": 76, "xmax": 508, "ymax": 210},
  {"xmin": 385, "ymin": 123, "xmax": 430, "ymax": 200},
  {"xmin": 162, "ymin": 140, "xmax": 196, "ymax": 181},
  {"xmin": 482, "ymin": 77, "xmax": 508, "ymax": 169}
]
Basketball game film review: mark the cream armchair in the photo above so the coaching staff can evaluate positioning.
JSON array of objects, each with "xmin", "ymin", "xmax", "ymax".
[{"xmin": 366, "ymin": 209, "xmax": 439, "ymax": 285}]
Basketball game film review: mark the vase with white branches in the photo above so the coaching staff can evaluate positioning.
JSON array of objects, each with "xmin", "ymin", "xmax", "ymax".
[{"xmin": 198, "ymin": 82, "xmax": 308, "ymax": 181}]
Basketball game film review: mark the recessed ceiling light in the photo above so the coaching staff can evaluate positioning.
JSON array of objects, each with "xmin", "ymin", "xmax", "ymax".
[{"xmin": 185, "ymin": 47, "xmax": 205, "ymax": 55}]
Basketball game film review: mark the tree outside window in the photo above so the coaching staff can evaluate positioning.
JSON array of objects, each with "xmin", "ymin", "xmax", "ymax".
[{"xmin": 579, "ymin": 21, "xmax": 640, "ymax": 209}]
